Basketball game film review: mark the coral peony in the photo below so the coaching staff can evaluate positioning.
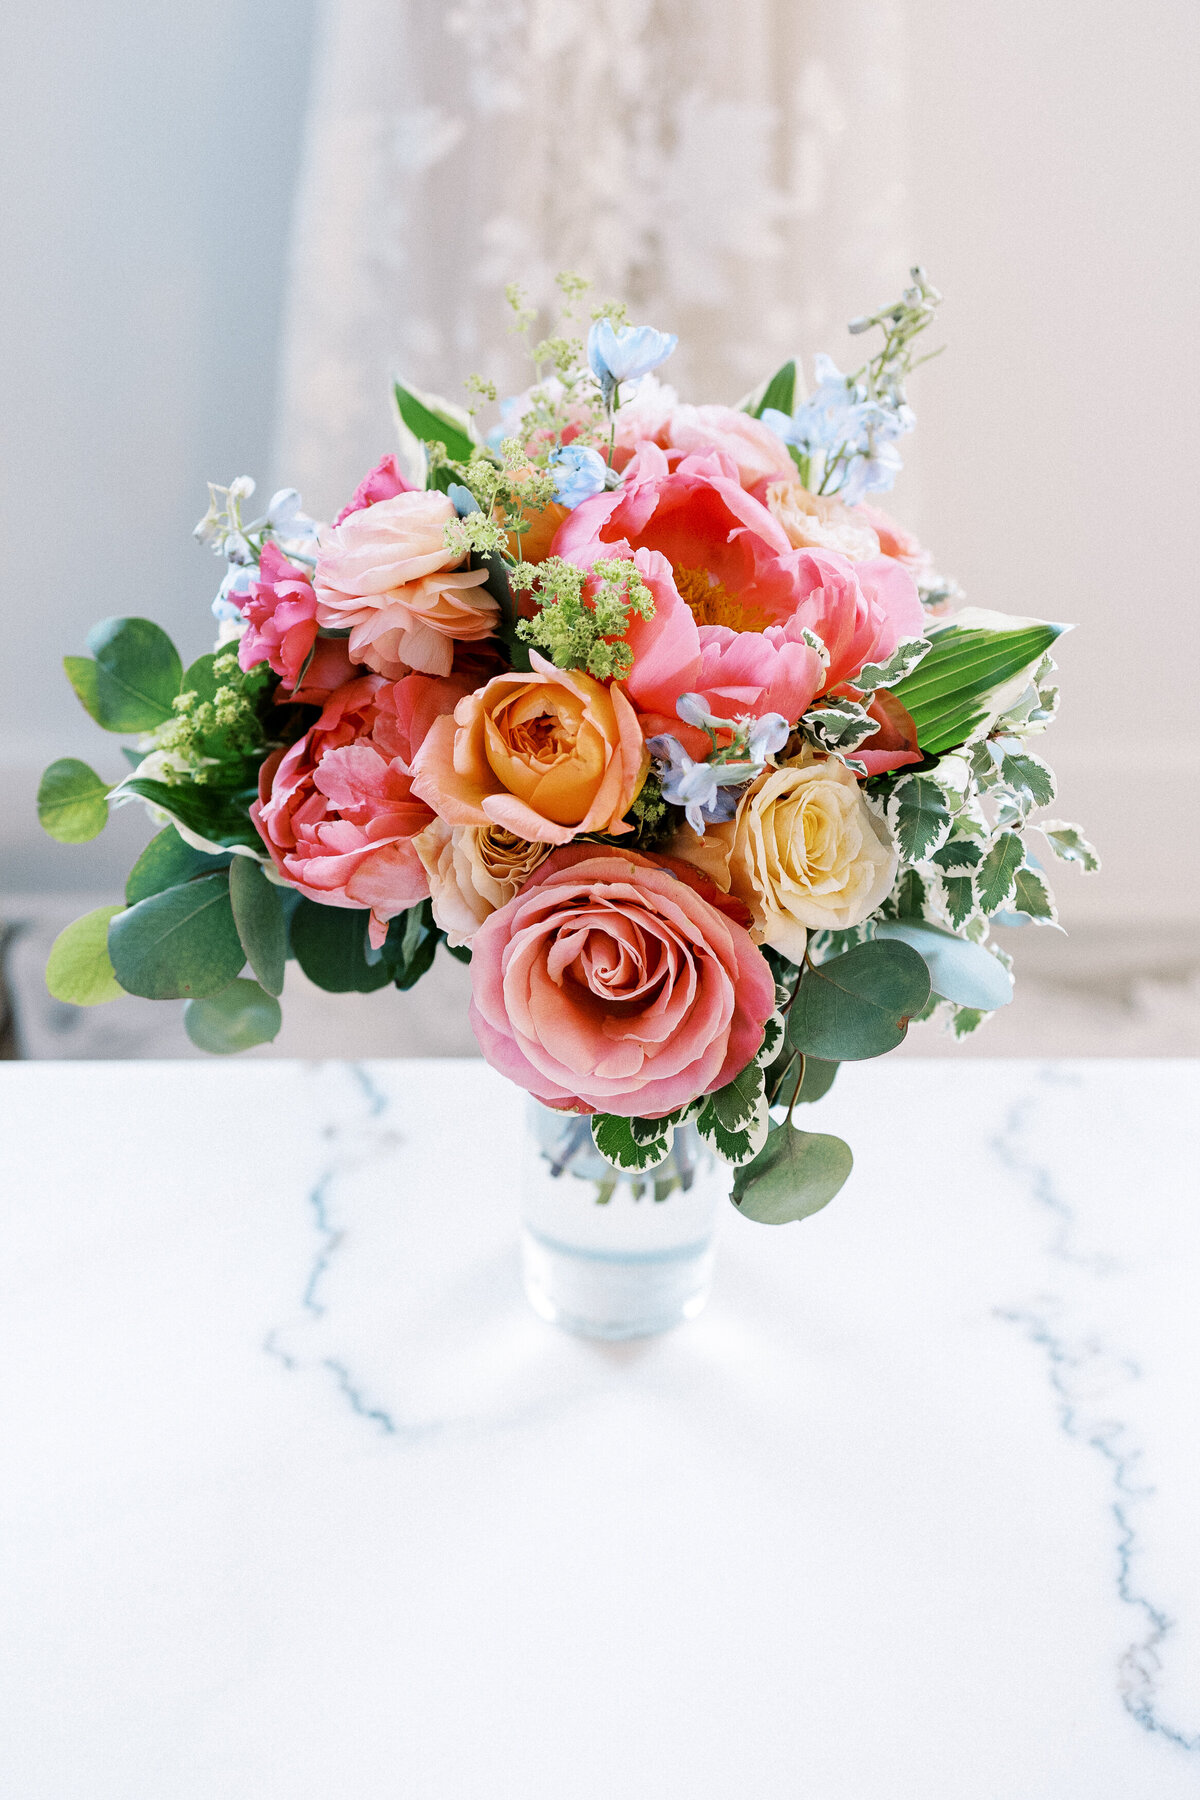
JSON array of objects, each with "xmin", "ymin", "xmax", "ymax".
[
  {"xmin": 468, "ymin": 845, "xmax": 776, "ymax": 1117},
  {"xmin": 614, "ymin": 392, "xmax": 795, "ymax": 490},
  {"xmin": 252, "ymin": 671, "xmax": 466, "ymax": 946},
  {"xmin": 237, "ymin": 542, "xmax": 320, "ymax": 689},
  {"xmin": 411, "ymin": 653, "xmax": 648, "ymax": 846},
  {"xmin": 314, "ymin": 489, "xmax": 498, "ymax": 680}
]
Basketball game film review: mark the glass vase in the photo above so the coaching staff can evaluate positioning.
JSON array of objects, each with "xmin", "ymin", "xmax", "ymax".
[{"xmin": 520, "ymin": 1100, "xmax": 728, "ymax": 1340}]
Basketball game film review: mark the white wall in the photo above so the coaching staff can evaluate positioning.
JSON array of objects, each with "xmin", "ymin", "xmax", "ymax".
[
  {"xmin": 0, "ymin": 0, "xmax": 315, "ymax": 889},
  {"xmin": 904, "ymin": 0, "xmax": 1200, "ymax": 931}
]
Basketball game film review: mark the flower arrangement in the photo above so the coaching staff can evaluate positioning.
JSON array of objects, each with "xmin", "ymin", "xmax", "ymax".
[{"xmin": 40, "ymin": 270, "xmax": 1097, "ymax": 1223}]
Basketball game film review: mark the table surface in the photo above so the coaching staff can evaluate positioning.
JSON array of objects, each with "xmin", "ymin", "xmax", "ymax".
[{"xmin": 1, "ymin": 1057, "xmax": 1198, "ymax": 1800}]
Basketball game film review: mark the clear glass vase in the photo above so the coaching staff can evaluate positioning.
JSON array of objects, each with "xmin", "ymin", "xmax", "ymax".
[{"xmin": 520, "ymin": 1100, "xmax": 728, "ymax": 1340}]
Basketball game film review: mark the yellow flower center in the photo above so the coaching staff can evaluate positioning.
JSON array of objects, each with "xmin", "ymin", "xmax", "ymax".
[{"xmin": 673, "ymin": 565, "xmax": 766, "ymax": 633}]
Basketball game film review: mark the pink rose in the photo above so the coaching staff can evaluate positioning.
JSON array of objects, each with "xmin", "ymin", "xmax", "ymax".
[
  {"xmin": 332, "ymin": 454, "xmax": 415, "ymax": 526},
  {"xmin": 237, "ymin": 542, "xmax": 319, "ymax": 689},
  {"xmin": 614, "ymin": 396, "xmax": 795, "ymax": 490},
  {"xmin": 252, "ymin": 671, "xmax": 467, "ymax": 947},
  {"xmin": 314, "ymin": 489, "xmax": 499, "ymax": 680},
  {"xmin": 468, "ymin": 845, "xmax": 776, "ymax": 1118}
]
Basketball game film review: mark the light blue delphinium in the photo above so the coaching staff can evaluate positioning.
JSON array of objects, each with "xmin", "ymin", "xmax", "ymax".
[
  {"xmin": 649, "ymin": 699, "xmax": 790, "ymax": 834},
  {"xmin": 587, "ymin": 319, "xmax": 678, "ymax": 409},
  {"xmin": 548, "ymin": 442, "xmax": 609, "ymax": 508},
  {"xmin": 762, "ymin": 351, "xmax": 914, "ymax": 503}
]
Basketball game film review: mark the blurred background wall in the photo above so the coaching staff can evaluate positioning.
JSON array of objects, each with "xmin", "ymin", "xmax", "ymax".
[{"xmin": 2, "ymin": 0, "xmax": 1197, "ymax": 1054}]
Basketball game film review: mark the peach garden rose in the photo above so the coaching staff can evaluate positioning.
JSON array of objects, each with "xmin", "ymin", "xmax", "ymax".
[{"xmin": 468, "ymin": 846, "xmax": 776, "ymax": 1117}]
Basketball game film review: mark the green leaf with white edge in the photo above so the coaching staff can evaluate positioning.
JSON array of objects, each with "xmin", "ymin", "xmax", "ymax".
[
  {"xmin": 290, "ymin": 898, "xmax": 393, "ymax": 993},
  {"xmin": 886, "ymin": 773, "xmax": 951, "ymax": 862},
  {"xmin": 392, "ymin": 379, "xmax": 477, "ymax": 464},
  {"xmin": 228, "ymin": 855, "xmax": 287, "ymax": 996},
  {"xmin": 873, "ymin": 919, "xmax": 1013, "ymax": 1010},
  {"xmin": 755, "ymin": 1012, "xmax": 786, "ymax": 1067},
  {"xmin": 626, "ymin": 1110, "xmax": 684, "ymax": 1145},
  {"xmin": 64, "ymin": 617, "xmax": 183, "ymax": 732},
  {"xmin": 120, "ymin": 777, "xmax": 264, "ymax": 851},
  {"xmin": 731, "ymin": 1122, "xmax": 853, "ymax": 1225},
  {"xmin": 750, "ymin": 358, "xmax": 797, "ymax": 419},
  {"xmin": 976, "ymin": 830, "xmax": 1025, "ymax": 915},
  {"xmin": 591, "ymin": 1113, "xmax": 675, "ymax": 1172},
  {"xmin": 695, "ymin": 1062, "xmax": 769, "ymax": 1166},
  {"xmin": 108, "ymin": 872, "xmax": 245, "ymax": 1000},
  {"xmin": 889, "ymin": 611, "xmax": 1067, "ymax": 756},
  {"xmin": 184, "ymin": 978, "xmax": 282, "ymax": 1054},
  {"xmin": 1010, "ymin": 862, "xmax": 1060, "ymax": 925},
  {"xmin": 939, "ymin": 872, "xmax": 977, "ymax": 930},
  {"xmin": 887, "ymin": 866, "xmax": 930, "ymax": 921},
  {"xmin": 37, "ymin": 758, "xmax": 111, "ymax": 843},
  {"xmin": 786, "ymin": 939, "xmax": 931, "ymax": 1061},
  {"xmin": 931, "ymin": 836, "xmax": 982, "ymax": 871},
  {"xmin": 802, "ymin": 699, "xmax": 880, "ymax": 754},
  {"xmin": 951, "ymin": 1005, "xmax": 987, "ymax": 1039},
  {"xmin": 125, "ymin": 827, "xmax": 231, "ymax": 905},
  {"xmin": 45, "ymin": 906, "xmax": 125, "ymax": 1005},
  {"xmin": 1036, "ymin": 819, "xmax": 1100, "ymax": 873},
  {"xmin": 853, "ymin": 636, "xmax": 931, "ymax": 695},
  {"xmin": 998, "ymin": 748, "xmax": 1056, "ymax": 809}
]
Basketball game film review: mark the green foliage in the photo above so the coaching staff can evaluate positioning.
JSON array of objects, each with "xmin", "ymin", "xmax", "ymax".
[
  {"xmin": 64, "ymin": 617, "xmax": 183, "ymax": 732},
  {"xmin": 939, "ymin": 873, "xmax": 977, "ymax": 930},
  {"xmin": 889, "ymin": 621, "xmax": 1065, "ymax": 755},
  {"xmin": 108, "ymin": 872, "xmax": 245, "ymax": 1000},
  {"xmin": 793, "ymin": 1057, "xmax": 839, "ymax": 1104},
  {"xmin": 125, "ymin": 828, "xmax": 230, "ymax": 905},
  {"xmin": 380, "ymin": 901, "xmax": 441, "ymax": 991},
  {"xmin": 695, "ymin": 1062, "xmax": 769, "ymax": 1165},
  {"xmin": 184, "ymin": 978, "xmax": 282, "ymax": 1053},
  {"xmin": 289, "ymin": 899, "xmax": 394, "ymax": 994},
  {"xmin": 37, "ymin": 759, "xmax": 111, "ymax": 843},
  {"xmin": 787, "ymin": 939, "xmax": 931, "ymax": 1061},
  {"xmin": 591, "ymin": 1112, "xmax": 675, "ymax": 1172},
  {"xmin": 149, "ymin": 648, "xmax": 273, "ymax": 785},
  {"xmin": 1010, "ymin": 863, "xmax": 1059, "ymax": 925},
  {"xmin": 800, "ymin": 698, "xmax": 880, "ymax": 756},
  {"xmin": 45, "ymin": 906, "xmax": 125, "ymax": 1005},
  {"xmin": 873, "ymin": 919, "xmax": 1013, "ymax": 1010},
  {"xmin": 1037, "ymin": 820, "xmax": 1100, "ymax": 873},
  {"xmin": 731, "ymin": 1122, "xmax": 853, "ymax": 1224},
  {"xmin": 886, "ymin": 773, "xmax": 951, "ymax": 862},
  {"xmin": 516, "ymin": 557, "xmax": 655, "ymax": 680},
  {"xmin": 228, "ymin": 857, "xmax": 287, "ymax": 997},
  {"xmin": 393, "ymin": 379, "xmax": 476, "ymax": 464},
  {"xmin": 997, "ymin": 748, "xmax": 1055, "ymax": 810},
  {"xmin": 750, "ymin": 358, "xmax": 797, "ymax": 419},
  {"xmin": 976, "ymin": 830, "xmax": 1024, "ymax": 915},
  {"xmin": 853, "ymin": 636, "xmax": 931, "ymax": 695},
  {"xmin": 121, "ymin": 778, "xmax": 263, "ymax": 851}
]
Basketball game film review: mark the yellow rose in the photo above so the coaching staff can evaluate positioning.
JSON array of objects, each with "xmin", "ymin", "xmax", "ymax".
[
  {"xmin": 414, "ymin": 819, "xmax": 551, "ymax": 946},
  {"xmin": 410, "ymin": 653, "xmax": 648, "ymax": 845},
  {"xmin": 672, "ymin": 756, "xmax": 897, "ymax": 961}
]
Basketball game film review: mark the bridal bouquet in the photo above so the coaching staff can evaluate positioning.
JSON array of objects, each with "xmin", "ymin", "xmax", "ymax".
[{"xmin": 40, "ymin": 271, "xmax": 1095, "ymax": 1223}]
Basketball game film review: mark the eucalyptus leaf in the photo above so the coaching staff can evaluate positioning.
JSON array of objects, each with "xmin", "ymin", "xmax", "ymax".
[
  {"xmin": 873, "ymin": 919, "xmax": 1013, "ymax": 1010},
  {"xmin": 64, "ymin": 617, "xmax": 183, "ymax": 732},
  {"xmin": 290, "ymin": 899, "xmax": 393, "ymax": 993},
  {"xmin": 45, "ymin": 906, "xmax": 125, "ymax": 1006},
  {"xmin": 732, "ymin": 1123, "xmax": 853, "ymax": 1224},
  {"xmin": 125, "ymin": 827, "xmax": 231, "ymax": 905},
  {"xmin": 381, "ymin": 900, "xmax": 440, "ymax": 991},
  {"xmin": 37, "ymin": 759, "xmax": 111, "ymax": 843},
  {"xmin": 108, "ymin": 872, "xmax": 244, "ymax": 1000},
  {"xmin": 184, "ymin": 978, "xmax": 282, "ymax": 1054},
  {"xmin": 794, "ymin": 1057, "xmax": 839, "ymax": 1104},
  {"xmin": 229, "ymin": 856, "xmax": 287, "ymax": 996},
  {"xmin": 786, "ymin": 939, "xmax": 931, "ymax": 1061}
]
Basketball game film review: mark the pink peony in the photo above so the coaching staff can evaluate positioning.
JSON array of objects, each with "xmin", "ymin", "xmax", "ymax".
[
  {"xmin": 314, "ymin": 489, "xmax": 498, "ymax": 680},
  {"xmin": 468, "ymin": 845, "xmax": 776, "ymax": 1118},
  {"xmin": 252, "ymin": 671, "xmax": 467, "ymax": 947},
  {"xmin": 614, "ymin": 395, "xmax": 795, "ymax": 490},
  {"xmin": 237, "ymin": 542, "xmax": 320, "ymax": 689},
  {"xmin": 855, "ymin": 503, "xmax": 933, "ymax": 581},
  {"xmin": 333, "ymin": 454, "xmax": 416, "ymax": 526}
]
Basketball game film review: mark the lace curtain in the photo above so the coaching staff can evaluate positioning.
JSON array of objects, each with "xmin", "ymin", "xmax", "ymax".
[{"xmin": 275, "ymin": 0, "xmax": 910, "ymax": 514}]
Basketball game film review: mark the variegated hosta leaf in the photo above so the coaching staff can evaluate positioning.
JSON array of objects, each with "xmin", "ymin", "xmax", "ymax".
[
  {"xmin": 997, "ymin": 748, "xmax": 1056, "ymax": 810},
  {"xmin": 976, "ymin": 830, "xmax": 1024, "ymax": 915},
  {"xmin": 1011, "ymin": 863, "xmax": 1059, "ymax": 924},
  {"xmin": 1036, "ymin": 819, "xmax": 1100, "ymax": 873},
  {"xmin": 591, "ymin": 1113, "xmax": 675, "ymax": 1171},
  {"xmin": 755, "ymin": 1012, "xmax": 786, "ymax": 1068},
  {"xmin": 800, "ymin": 700, "xmax": 879, "ymax": 754},
  {"xmin": 696, "ymin": 1062, "xmax": 769, "ymax": 1166},
  {"xmin": 886, "ymin": 774, "xmax": 952, "ymax": 862},
  {"xmin": 852, "ymin": 636, "xmax": 931, "ymax": 695}
]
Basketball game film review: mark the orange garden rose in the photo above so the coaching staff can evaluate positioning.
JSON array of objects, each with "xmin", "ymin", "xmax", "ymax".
[{"xmin": 410, "ymin": 652, "xmax": 649, "ymax": 845}]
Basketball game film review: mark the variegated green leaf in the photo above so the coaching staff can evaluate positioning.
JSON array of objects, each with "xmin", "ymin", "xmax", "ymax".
[
  {"xmin": 1011, "ymin": 863, "xmax": 1059, "ymax": 924},
  {"xmin": 1036, "ymin": 820, "xmax": 1100, "ymax": 873},
  {"xmin": 939, "ymin": 872, "xmax": 977, "ymax": 930},
  {"xmin": 886, "ymin": 774, "xmax": 951, "ymax": 862},
  {"xmin": 931, "ymin": 836, "xmax": 982, "ymax": 871},
  {"xmin": 755, "ymin": 1012, "xmax": 786, "ymax": 1068},
  {"xmin": 801, "ymin": 700, "xmax": 879, "ymax": 754},
  {"xmin": 976, "ymin": 831, "xmax": 1024, "ymax": 915},
  {"xmin": 628, "ymin": 1111, "xmax": 681, "ymax": 1146},
  {"xmin": 591, "ymin": 1113, "xmax": 674, "ymax": 1171},
  {"xmin": 852, "ymin": 636, "xmax": 931, "ymax": 695},
  {"xmin": 696, "ymin": 1062, "xmax": 769, "ymax": 1166},
  {"xmin": 998, "ymin": 748, "xmax": 1056, "ymax": 809}
]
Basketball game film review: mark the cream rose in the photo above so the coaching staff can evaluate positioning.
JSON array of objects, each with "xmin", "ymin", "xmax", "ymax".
[
  {"xmin": 415, "ymin": 818, "xmax": 551, "ymax": 946},
  {"xmin": 672, "ymin": 755, "xmax": 897, "ymax": 961},
  {"xmin": 761, "ymin": 479, "xmax": 882, "ymax": 562}
]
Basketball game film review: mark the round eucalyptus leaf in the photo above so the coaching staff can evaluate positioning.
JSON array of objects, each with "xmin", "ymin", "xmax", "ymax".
[
  {"xmin": 37, "ymin": 759, "xmax": 110, "ymax": 844},
  {"xmin": 732, "ymin": 1124, "xmax": 853, "ymax": 1225},
  {"xmin": 873, "ymin": 920, "xmax": 1013, "ymax": 1011},
  {"xmin": 45, "ymin": 906, "xmax": 125, "ymax": 1005},
  {"xmin": 229, "ymin": 856, "xmax": 287, "ymax": 997},
  {"xmin": 786, "ymin": 940, "xmax": 931, "ymax": 1062},
  {"xmin": 184, "ymin": 979, "xmax": 282, "ymax": 1054},
  {"xmin": 108, "ymin": 872, "xmax": 244, "ymax": 999}
]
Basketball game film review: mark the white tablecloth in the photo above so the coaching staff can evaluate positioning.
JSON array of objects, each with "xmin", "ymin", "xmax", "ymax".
[{"xmin": 1, "ymin": 1058, "xmax": 1198, "ymax": 1798}]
